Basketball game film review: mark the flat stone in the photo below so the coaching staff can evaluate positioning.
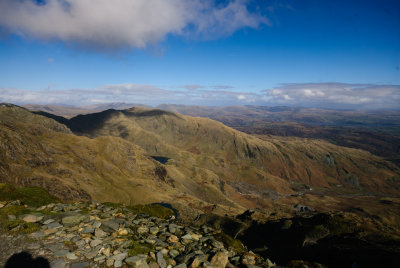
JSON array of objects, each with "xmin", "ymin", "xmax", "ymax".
[
  {"xmin": 241, "ymin": 252, "xmax": 256, "ymax": 265},
  {"xmin": 167, "ymin": 235, "xmax": 179, "ymax": 243},
  {"xmin": 174, "ymin": 264, "xmax": 187, "ymax": 268},
  {"xmin": 70, "ymin": 262, "xmax": 90, "ymax": 268},
  {"xmin": 102, "ymin": 247, "xmax": 111, "ymax": 257},
  {"xmin": 46, "ymin": 243, "xmax": 64, "ymax": 252},
  {"xmin": 71, "ymin": 236, "xmax": 81, "ymax": 242},
  {"xmin": 118, "ymin": 228, "xmax": 129, "ymax": 236},
  {"xmin": 44, "ymin": 228, "xmax": 58, "ymax": 235},
  {"xmin": 93, "ymin": 220, "xmax": 101, "ymax": 228},
  {"xmin": 95, "ymin": 228, "xmax": 108, "ymax": 238},
  {"xmin": 86, "ymin": 249, "xmax": 99, "ymax": 259},
  {"xmin": 50, "ymin": 259, "xmax": 67, "ymax": 268},
  {"xmin": 149, "ymin": 227, "xmax": 159, "ymax": 235},
  {"xmin": 75, "ymin": 239, "xmax": 85, "ymax": 248},
  {"xmin": 81, "ymin": 227, "xmax": 95, "ymax": 234},
  {"xmin": 101, "ymin": 220, "xmax": 120, "ymax": 232},
  {"xmin": 149, "ymin": 261, "xmax": 160, "ymax": 268},
  {"xmin": 90, "ymin": 239, "xmax": 103, "ymax": 247},
  {"xmin": 27, "ymin": 243, "xmax": 41, "ymax": 250},
  {"xmin": 94, "ymin": 255, "xmax": 106, "ymax": 262},
  {"xmin": 266, "ymin": 258, "xmax": 275, "ymax": 267},
  {"xmin": 66, "ymin": 252, "xmax": 78, "ymax": 260},
  {"xmin": 114, "ymin": 260, "xmax": 123, "ymax": 267},
  {"xmin": 168, "ymin": 224, "xmax": 177, "ymax": 234},
  {"xmin": 202, "ymin": 262, "xmax": 213, "ymax": 268},
  {"xmin": 146, "ymin": 239, "xmax": 156, "ymax": 244},
  {"xmin": 211, "ymin": 252, "xmax": 229, "ymax": 268},
  {"xmin": 106, "ymin": 258, "xmax": 114, "ymax": 267},
  {"xmin": 53, "ymin": 249, "xmax": 69, "ymax": 257},
  {"xmin": 125, "ymin": 255, "xmax": 149, "ymax": 268},
  {"xmin": 191, "ymin": 234, "xmax": 201, "ymax": 241},
  {"xmin": 48, "ymin": 222, "xmax": 63, "ymax": 229},
  {"xmin": 190, "ymin": 256, "xmax": 202, "ymax": 268},
  {"xmin": 29, "ymin": 231, "xmax": 45, "ymax": 239},
  {"xmin": 62, "ymin": 215, "xmax": 87, "ymax": 226},
  {"xmin": 169, "ymin": 249, "xmax": 179, "ymax": 258},
  {"xmin": 43, "ymin": 219, "xmax": 55, "ymax": 225},
  {"xmin": 137, "ymin": 226, "xmax": 149, "ymax": 234},
  {"xmin": 211, "ymin": 240, "xmax": 224, "ymax": 249},
  {"xmin": 157, "ymin": 251, "xmax": 167, "ymax": 268},
  {"xmin": 181, "ymin": 234, "xmax": 192, "ymax": 240},
  {"xmin": 23, "ymin": 214, "xmax": 43, "ymax": 223},
  {"xmin": 112, "ymin": 252, "xmax": 128, "ymax": 261}
]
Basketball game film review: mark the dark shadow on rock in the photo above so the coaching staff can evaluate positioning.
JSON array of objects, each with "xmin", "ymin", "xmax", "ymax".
[{"xmin": 5, "ymin": 251, "xmax": 50, "ymax": 268}]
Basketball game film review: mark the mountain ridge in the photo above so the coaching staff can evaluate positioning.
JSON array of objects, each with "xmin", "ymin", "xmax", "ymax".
[{"xmin": 2, "ymin": 103, "xmax": 400, "ymax": 224}]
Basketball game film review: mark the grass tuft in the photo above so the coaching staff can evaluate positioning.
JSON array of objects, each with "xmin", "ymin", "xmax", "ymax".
[
  {"xmin": 127, "ymin": 204, "xmax": 174, "ymax": 219},
  {"xmin": 214, "ymin": 232, "xmax": 246, "ymax": 254},
  {"xmin": 0, "ymin": 183, "xmax": 59, "ymax": 207},
  {"xmin": 127, "ymin": 240, "xmax": 154, "ymax": 256}
]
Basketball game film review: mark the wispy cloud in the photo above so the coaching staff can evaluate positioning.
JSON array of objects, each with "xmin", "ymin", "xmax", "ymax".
[
  {"xmin": 1, "ymin": 82, "xmax": 399, "ymax": 109},
  {"xmin": 212, "ymin": 85, "xmax": 235, "ymax": 90},
  {"xmin": 183, "ymin": 84, "xmax": 205, "ymax": 91},
  {"xmin": 0, "ymin": 0, "xmax": 268, "ymax": 51},
  {"xmin": 264, "ymin": 83, "xmax": 400, "ymax": 109},
  {"xmin": 0, "ymin": 84, "xmax": 258, "ymax": 106}
]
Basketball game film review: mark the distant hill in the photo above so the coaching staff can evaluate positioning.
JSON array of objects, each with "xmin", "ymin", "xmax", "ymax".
[
  {"xmin": 157, "ymin": 104, "xmax": 400, "ymax": 167},
  {"xmin": 36, "ymin": 105, "xmax": 400, "ymax": 211},
  {"xmin": 0, "ymin": 103, "xmax": 180, "ymax": 207},
  {"xmin": 5, "ymin": 103, "xmax": 400, "ymax": 221},
  {"xmin": 23, "ymin": 103, "xmax": 151, "ymax": 118}
]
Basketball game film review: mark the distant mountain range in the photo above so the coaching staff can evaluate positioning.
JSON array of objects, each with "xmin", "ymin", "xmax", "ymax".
[
  {"xmin": 24, "ymin": 103, "xmax": 400, "ymax": 167},
  {"xmin": 0, "ymin": 102, "xmax": 394, "ymax": 219},
  {"xmin": 3, "ymin": 102, "xmax": 400, "ymax": 265}
]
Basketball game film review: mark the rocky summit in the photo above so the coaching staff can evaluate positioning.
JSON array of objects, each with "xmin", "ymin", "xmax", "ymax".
[{"xmin": 0, "ymin": 200, "xmax": 275, "ymax": 268}]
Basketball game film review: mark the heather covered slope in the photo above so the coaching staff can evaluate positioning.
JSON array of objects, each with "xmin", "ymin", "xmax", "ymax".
[
  {"xmin": 53, "ymin": 107, "xmax": 400, "ymax": 207},
  {"xmin": 0, "ymin": 104, "xmax": 179, "ymax": 205},
  {"xmin": 3, "ymin": 103, "xmax": 400, "ymax": 218}
]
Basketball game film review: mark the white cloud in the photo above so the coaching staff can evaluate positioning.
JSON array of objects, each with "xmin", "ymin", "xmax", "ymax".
[
  {"xmin": 264, "ymin": 83, "xmax": 400, "ymax": 109},
  {"xmin": 0, "ymin": 83, "xmax": 258, "ymax": 106},
  {"xmin": 2, "ymin": 82, "xmax": 398, "ymax": 109},
  {"xmin": 237, "ymin": 94, "xmax": 246, "ymax": 100},
  {"xmin": 0, "ymin": 0, "xmax": 268, "ymax": 51}
]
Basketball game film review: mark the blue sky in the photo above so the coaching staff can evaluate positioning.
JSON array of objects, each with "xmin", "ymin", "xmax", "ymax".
[{"xmin": 0, "ymin": 0, "xmax": 399, "ymax": 108}]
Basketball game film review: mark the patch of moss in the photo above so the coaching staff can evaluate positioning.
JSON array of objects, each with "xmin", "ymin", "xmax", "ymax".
[
  {"xmin": 214, "ymin": 232, "xmax": 245, "ymax": 254},
  {"xmin": 64, "ymin": 240, "xmax": 78, "ymax": 251},
  {"xmin": 0, "ymin": 205, "xmax": 30, "ymax": 218},
  {"xmin": 37, "ymin": 209, "xmax": 60, "ymax": 216},
  {"xmin": 0, "ymin": 183, "xmax": 59, "ymax": 207},
  {"xmin": 1, "ymin": 219, "xmax": 40, "ymax": 234},
  {"xmin": 127, "ymin": 204, "xmax": 174, "ymax": 219},
  {"xmin": 18, "ymin": 222, "xmax": 41, "ymax": 234},
  {"xmin": 79, "ymin": 206, "xmax": 90, "ymax": 215},
  {"xmin": 127, "ymin": 240, "xmax": 154, "ymax": 256},
  {"xmin": 103, "ymin": 202, "xmax": 124, "ymax": 209}
]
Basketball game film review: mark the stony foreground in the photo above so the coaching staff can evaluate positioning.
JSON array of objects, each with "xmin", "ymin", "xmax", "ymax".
[{"xmin": 0, "ymin": 201, "xmax": 275, "ymax": 268}]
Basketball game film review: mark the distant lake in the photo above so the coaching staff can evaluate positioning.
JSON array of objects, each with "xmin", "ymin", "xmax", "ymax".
[{"xmin": 151, "ymin": 156, "xmax": 170, "ymax": 164}]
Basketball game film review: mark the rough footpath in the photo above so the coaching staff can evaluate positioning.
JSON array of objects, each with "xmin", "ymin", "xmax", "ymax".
[{"xmin": 0, "ymin": 201, "xmax": 276, "ymax": 268}]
